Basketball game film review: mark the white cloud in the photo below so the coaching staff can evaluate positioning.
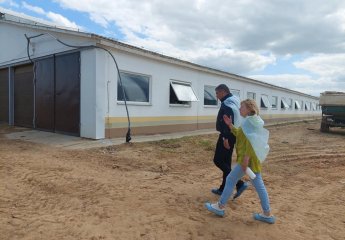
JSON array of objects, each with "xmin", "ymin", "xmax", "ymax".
[
  {"xmin": 249, "ymin": 74, "xmax": 343, "ymax": 97},
  {"xmin": 16, "ymin": 2, "xmax": 82, "ymax": 29},
  {"xmin": 49, "ymin": 0, "xmax": 345, "ymax": 95},
  {"xmin": 21, "ymin": 1, "xmax": 44, "ymax": 14},
  {"xmin": 0, "ymin": 0, "xmax": 19, "ymax": 7},
  {"xmin": 125, "ymin": 34, "xmax": 276, "ymax": 73},
  {"xmin": 188, "ymin": 49, "xmax": 276, "ymax": 74},
  {"xmin": 294, "ymin": 54, "xmax": 345, "ymax": 82},
  {"xmin": 89, "ymin": 12, "xmax": 108, "ymax": 28},
  {"xmin": 53, "ymin": 0, "xmax": 281, "ymax": 72},
  {"xmin": 325, "ymin": 8, "xmax": 345, "ymax": 32},
  {"xmin": 46, "ymin": 11, "xmax": 79, "ymax": 29},
  {"xmin": 53, "ymin": 0, "xmax": 345, "ymax": 55}
]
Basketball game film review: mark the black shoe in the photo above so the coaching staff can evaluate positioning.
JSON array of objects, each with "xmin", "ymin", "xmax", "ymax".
[
  {"xmin": 211, "ymin": 188, "xmax": 223, "ymax": 195},
  {"xmin": 233, "ymin": 182, "xmax": 249, "ymax": 199}
]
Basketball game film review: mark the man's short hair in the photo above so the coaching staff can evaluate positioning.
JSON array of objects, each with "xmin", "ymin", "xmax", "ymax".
[{"xmin": 215, "ymin": 84, "xmax": 230, "ymax": 94}]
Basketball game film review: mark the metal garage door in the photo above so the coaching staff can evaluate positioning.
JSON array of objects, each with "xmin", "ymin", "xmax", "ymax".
[
  {"xmin": 0, "ymin": 68, "xmax": 9, "ymax": 123},
  {"xmin": 34, "ymin": 52, "xmax": 80, "ymax": 136},
  {"xmin": 14, "ymin": 64, "xmax": 34, "ymax": 128},
  {"xmin": 35, "ymin": 57, "xmax": 55, "ymax": 131},
  {"xmin": 55, "ymin": 52, "xmax": 80, "ymax": 135}
]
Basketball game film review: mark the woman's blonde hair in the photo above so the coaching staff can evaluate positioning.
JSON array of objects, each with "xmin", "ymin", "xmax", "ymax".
[{"xmin": 241, "ymin": 99, "xmax": 259, "ymax": 116}]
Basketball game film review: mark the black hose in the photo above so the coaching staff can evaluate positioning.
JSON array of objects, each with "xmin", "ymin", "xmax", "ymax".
[
  {"xmin": 24, "ymin": 33, "xmax": 131, "ymax": 142},
  {"xmin": 24, "ymin": 34, "xmax": 33, "ymax": 63}
]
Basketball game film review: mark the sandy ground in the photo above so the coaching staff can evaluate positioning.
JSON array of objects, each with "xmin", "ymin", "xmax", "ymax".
[{"xmin": 1, "ymin": 121, "xmax": 345, "ymax": 240}]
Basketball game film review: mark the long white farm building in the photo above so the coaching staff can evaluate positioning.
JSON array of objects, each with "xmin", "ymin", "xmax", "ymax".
[{"xmin": 0, "ymin": 12, "xmax": 320, "ymax": 139}]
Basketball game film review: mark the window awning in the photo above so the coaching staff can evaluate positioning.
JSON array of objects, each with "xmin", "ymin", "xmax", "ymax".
[
  {"xmin": 295, "ymin": 100, "xmax": 301, "ymax": 109},
  {"xmin": 170, "ymin": 82, "xmax": 198, "ymax": 102},
  {"xmin": 261, "ymin": 95, "xmax": 270, "ymax": 108},
  {"xmin": 204, "ymin": 86, "xmax": 217, "ymax": 105},
  {"xmin": 281, "ymin": 98, "xmax": 289, "ymax": 109},
  {"xmin": 305, "ymin": 102, "xmax": 310, "ymax": 110}
]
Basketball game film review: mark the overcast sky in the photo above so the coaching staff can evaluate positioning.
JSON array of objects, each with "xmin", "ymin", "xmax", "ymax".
[{"xmin": 1, "ymin": 0, "xmax": 345, "ymax": 97}]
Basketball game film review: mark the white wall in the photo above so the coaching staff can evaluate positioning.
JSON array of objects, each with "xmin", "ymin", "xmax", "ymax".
[
  {"xmin": 80, "ymin": 49, "xmax": 97, "ymax": 138},
  {"xmin": 105, "ymin": 50, "xmax": 202, "ymax": 118},
  {"xmin": 0, "ymin": 22, "xmax": 94, "ymax": 66},
  {"xmin": 0, "ymin": 24, "xmax": 30, "ymax": 65},
  {"xmin": 94, "ymin": 49, "xmax": 112, "ymax": 138},
  {"xmin": 102, "ymin": 48, "xmax": 319, "ymax": 120}
]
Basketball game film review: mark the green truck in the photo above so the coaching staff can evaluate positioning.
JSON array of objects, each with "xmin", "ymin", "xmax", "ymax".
[{"xmin": 319, "ymin": 91, "xmax": 345, "ymax": 132}]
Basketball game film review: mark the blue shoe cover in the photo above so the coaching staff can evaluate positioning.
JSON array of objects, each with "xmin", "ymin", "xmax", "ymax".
[
  {"xmin": 205, "ymin": 202, "xmax": 225, "ymax": 217},
  {"xmin": 253, "ymin": 213, "xmax": 276, "ymax": 224}
]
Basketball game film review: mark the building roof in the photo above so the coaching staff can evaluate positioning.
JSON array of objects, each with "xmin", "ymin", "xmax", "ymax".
[{"xmin": 0, "ymin": 10, "xmax": 319, "ymax": 100}]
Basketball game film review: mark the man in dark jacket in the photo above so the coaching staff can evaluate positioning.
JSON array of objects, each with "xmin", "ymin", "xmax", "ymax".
[{"xmin": 212, "ymin": 84, "xmax": 248, "ymax": 198}]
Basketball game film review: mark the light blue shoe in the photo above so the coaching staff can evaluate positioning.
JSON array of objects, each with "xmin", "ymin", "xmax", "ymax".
[
  {"xmin": 253, "ymin": 213, "xmax": 276, "ymax": 224},
  {"xmin": 205, "ymin": 202, "xmax": 225, "ymax": 217},
  {"xmin": 233, "ymin": 182, "xmax": 248, "ymax": 199}
]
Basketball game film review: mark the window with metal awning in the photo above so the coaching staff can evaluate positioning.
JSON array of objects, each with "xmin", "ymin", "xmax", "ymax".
[
  {"xmin": 295, "ymin": 100, "xmax": 301, "ymax": 109},
  {"xmin": 261, "ymin": 95, "xmax": 270, "ymax": 108},
  {"xmin": 170, "ymin": 81, "xmax": 198, "ymax": 105},
  {"xmin": 281, "ymin": 97, "xmax": 290, "ymax": 109},
  {"xmin": 204, "ymin": 85, "xmax": 218, "ymax": 106}
]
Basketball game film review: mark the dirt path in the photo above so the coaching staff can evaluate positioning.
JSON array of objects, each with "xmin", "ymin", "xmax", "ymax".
[{"xmin": 1, "ymin": 121, "xmax": 345, "ymax": 240}]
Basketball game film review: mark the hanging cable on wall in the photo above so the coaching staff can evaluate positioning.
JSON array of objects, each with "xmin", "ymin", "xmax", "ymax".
[
  {"xmin": 24, "ymin": 33, "xmax": 131, "ymax": 143},
  {"xmin": 25, "ymin": 34, "xmax": 41, "ymax": 128}
]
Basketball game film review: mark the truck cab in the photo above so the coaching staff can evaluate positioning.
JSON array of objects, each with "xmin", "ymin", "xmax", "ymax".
[{"xmin": 319, "ymin": 91, "xmax": 345, "ymax": 132}]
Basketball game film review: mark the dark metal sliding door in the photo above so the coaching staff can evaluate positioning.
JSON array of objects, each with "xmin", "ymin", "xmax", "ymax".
[
  {"xmin": 0, "ymin": 68, "xmax": 9, "ymax": 123},
  {"xmin": 35, "ymin": 57, "xmax": 55, "ymax": 131},
  {"xmin": 55, "ymin": 52, "xmax": 80, "ymax": 135},
  {"xmin": 34, "ymin": 52, "xmax": 80, "ymax": 136},
  {"xmin": 14, "ymin": 64, "xmax": 34, "ymax": 128}
]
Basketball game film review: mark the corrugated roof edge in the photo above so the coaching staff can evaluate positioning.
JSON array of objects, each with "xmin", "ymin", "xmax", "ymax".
[{"xmin": 0, "ymin": 11, "xmax": 319, "ymax": 100}]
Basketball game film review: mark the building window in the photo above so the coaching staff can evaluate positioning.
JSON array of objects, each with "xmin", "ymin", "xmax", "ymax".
[
  {"xmin": 271, "ymin": 96, "xmax": 278, "ymax": 109},
  {"xmin": 204, "ymin": 85, "xmax": 218, "ymax": 106},
  {"xmin": 117, "ymin": 71, "xmax": 150, "ymax": 103},
  {"xmin": 295, "ymin": 100, "xmax": 301, "ymax": 110},
  {"xmin": 305, "ymin": 102, "xmax": 311, "ymax": 111},
  {"xmin": 170, "ymin": 81, "xmax": 198, "ymax": 105},
  {"xmin": 230, "ymin": 89, "xmax": 240, "ymax": 99},
  {"xmin": 247, "ymin": 92, "xmax": 256, "ymax": 100},
  {"xmin": 261, "ymin": 95, "xmax": 270, "ymax": 109},
  {"xmin": 281, "ymin": 97, "xmax": 289, "ymax": 109}
]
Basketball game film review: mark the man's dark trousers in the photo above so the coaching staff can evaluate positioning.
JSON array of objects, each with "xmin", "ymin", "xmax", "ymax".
[{"xmin": 213, "ymin": 135, "xmax": 244, "ymax": 192}]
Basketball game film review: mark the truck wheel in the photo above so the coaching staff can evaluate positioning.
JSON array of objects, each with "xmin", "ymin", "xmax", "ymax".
[{"xmin": 320, "ymin": 122, "xmax": 329, "ymax": 132}]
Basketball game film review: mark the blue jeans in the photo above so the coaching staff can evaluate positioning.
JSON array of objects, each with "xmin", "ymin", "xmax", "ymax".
[{"xmin": 219, "ymin": 164, "xmax": 271, "ymax": 213}]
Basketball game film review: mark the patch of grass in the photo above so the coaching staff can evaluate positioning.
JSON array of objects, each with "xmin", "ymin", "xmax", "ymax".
[
  {"xmin": 155, "ymin": 138, "xmax": 182, "ymax": 149},
  {"xmin": 197, "ymin": 139, "xmax": 214, "ymax": 151}
]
